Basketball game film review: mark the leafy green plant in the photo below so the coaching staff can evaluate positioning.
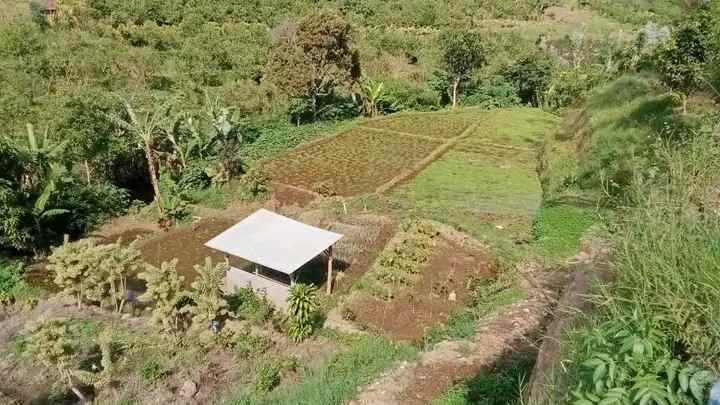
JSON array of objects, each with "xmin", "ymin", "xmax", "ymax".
[
  {"xmin": 227, "ymin": 286, "xmax": 274, "ymax": 325},
  {"xmin": 286, "ymin": 283, "xmax": 319, "ymax": 342},
  {"xmin": 23, "ymin": 319, "xmax": 89, "ymax": 403},
  {"xmin": 186, "ymin": 257, "xmax": 229, "ymax": 331},
  {"xmin": 255, "ymin": 360, "xmax": 282, "ymax": 393},
  {"xmin": 571, "ymin": 310, "xmax": 716, "ymax": 405},
  {"xmin": 138, "ymin": 259, "xmax": 189, "ymax": 334},
  {"xmin": 0, "ymin": 258, "xmax": 39, "ymax": 307},
  {"xmin": 138, "ymin": 360, "xmax": 170, "ymax": 384}
]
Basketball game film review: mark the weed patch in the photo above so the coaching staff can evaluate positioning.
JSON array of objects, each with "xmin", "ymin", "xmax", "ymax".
[
  {"xmin": 532, "ymin": 203, "xmax": 598, "ymax": 260},
  {"xmin": 230, "ymin": 334, "xmax": 417, "ymax": 405}
]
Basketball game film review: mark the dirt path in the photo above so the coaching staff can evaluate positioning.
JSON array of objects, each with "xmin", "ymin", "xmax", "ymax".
[{"xmin": 349, "ymin": 262, "xmax": 566, "ymax": 405}]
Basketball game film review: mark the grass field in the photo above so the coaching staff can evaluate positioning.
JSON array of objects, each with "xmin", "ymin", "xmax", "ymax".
[{"xmin": 389, "ymin": 108, "xmax": 559, "ymax": 259}]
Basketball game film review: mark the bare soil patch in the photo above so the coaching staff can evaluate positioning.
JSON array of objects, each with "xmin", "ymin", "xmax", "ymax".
[
  {"xmin": 266, "ymin": 127, "xmax": 442, "ymax": 196},
  {"xmin": 138, "ymin": 217, "xmax": 236, "ymax": 285},
  {"xmin": 348, "ymin": 236, "xmax": 493, "ymax": 342}
]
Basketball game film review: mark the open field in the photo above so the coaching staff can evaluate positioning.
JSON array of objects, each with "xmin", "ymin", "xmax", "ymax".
[
  {"xmin": 265, "ymin": 115, "xmax": 470, "ymax": 196},
  {"xmin": 390, "ymin": 108, "xmax": 559, "ymax": 259},
  {"xmin": 361, "ymin": 111, "xmax": 478, "ymax": 140}
]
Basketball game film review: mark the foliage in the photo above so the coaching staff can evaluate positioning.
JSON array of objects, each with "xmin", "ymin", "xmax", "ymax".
[
  {"xmin": 423, "ymin": 310, "xmax": 477, "ymax": 348},
  {"xmin": 227, "ymin": 286, "xmax": 274, "ymax": 325},
  {"xmin": 23, "ymin": 319, "xmax": 89, "ymax": 402},
  {"xmin": 571, "ymin": 310, "xmax": 716, "ymax": 405},
  {"xmin": 461, "ymin": 76, "xmax": 521, "ymax": 109},
  {"xmin": 439, "ymin": 31, "xmax": 486, "ymax": 107},
  {"xmin": 652, "ymin": 20, "xmax": 710, "ymax": 114},
  {"xmin": 286, "ymin": 283, "xmax": 319, "ymax": 342},
  {"xmin": 48, "ymin": 237, "xmax": 142, "ymax": 311},
  {"xmin": 503, "ymin": 52, "xmax": 555, "ymax": 107},
  {"xmin": 0, "ymin": 133, "xmax": 128, "ymax": 253},
  {"xmin": 186, "ymin": 257, "xmax": 229, "ymax": 330},
  {"xmin": 138, "ymin": 259, "xmax": 188, "ymax": 334},
  {"xmin": 0, "ymin": 258, "xmax": 40, "ymax": 306},
  {"xmin": 138, "ymin": 360, "xmax": 170, "ymax": 384},
  {"xmin": 239, "ymin": 167, "xmax": 271, "ymax": 199},
  {"xmin": 268, "ymin": 8, "xmax": 360, "ymax": 122},
  {"xmin": 358, "ymin": 78, "xmax": 385, "ymax": 117},
  {"xmin": 255, "ymin": 360, "xmax": 282, "ymax": 393}
]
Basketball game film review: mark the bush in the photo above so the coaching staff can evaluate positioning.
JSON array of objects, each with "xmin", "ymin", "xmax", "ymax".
[
  {"xmin": 461, "ymin": 76, "xmax": 520, "ymax": 109},
  {"xmin": 0, "ymin": 259, "xmax": 40, "ymax": 307},
  {"xmin": 138, "ymin": 360, "xmax": 170, "ymax": 384},
  {"xmin": 255, "ymin": 360, "xmax": 282, "ymax": 393},
  {"xmin": 286, "ymin": 283, "xmax": 319, "ymax": 342},
  {"xmin": 378, "ymin": 80, "xmax": 440, "ymax": 113},
  {"xmin": 227, "ymin": 286, "xmax": 274, "ymax": 325}
]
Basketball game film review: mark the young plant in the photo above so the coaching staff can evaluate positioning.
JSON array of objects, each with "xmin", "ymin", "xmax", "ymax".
[
  {"xmin": 286, "ymin": 283, "xmax": 319, "ymax": 342},
  {"xmin": 138, "ymin": 259, "xmax": 188, "ymax": 334},
  {"xmin": 23, "ymin": 320, "xmax": 89, "ymax": 403},
  {"xmin": 47, "ymin": 237, "xmax": 103, "ymax": 308},
  {"xmin": 186, "ymin": 257, "xmax": 229, "ymax": 331}
]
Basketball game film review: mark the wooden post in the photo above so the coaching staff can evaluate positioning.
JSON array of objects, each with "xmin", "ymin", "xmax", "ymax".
[
  {"xmin": 326, "ymin": 246, "xmax": 333, "ymax": 295},
  {"xmin": 254, "ymin": 263, "xmax": 259, "ymax": 275}
]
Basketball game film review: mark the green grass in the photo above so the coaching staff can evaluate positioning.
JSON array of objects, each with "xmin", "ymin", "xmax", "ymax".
[
  {"xmin": 389, "ymin": 108, "xmax": 558, "ymax": 260},
  {"xmin": 229, "ymin": 334, "xmax": 417, "ymax": 405},
  {"xmin": 432, "ymin": 352, "xmax": 535, "ymax": 405},
  {"xmin": 532, "ymin": 203, "xmax": 599, "ymax": 259}
]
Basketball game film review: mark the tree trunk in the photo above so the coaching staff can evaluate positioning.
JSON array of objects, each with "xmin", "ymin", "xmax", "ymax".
[
  {"xmin": 452, "ymin": 79, "xmax": 460, "ymax": 109},
  {"xmin": 311, "ymin": 95, "xmax": 318, "ymax": 122},
  {"xmin": 682, "ymin": 94, "xmax": 688, "ymax": 115},
  {"xmin": 144, "ymin": 141, "xmax": 164, "ymax": 217},
  {"xmin": 83, "ymin": 160, "xmax": 91, "ymax": 184}
]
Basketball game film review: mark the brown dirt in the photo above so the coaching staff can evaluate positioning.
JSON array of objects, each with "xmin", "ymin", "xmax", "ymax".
[
  {"xmin": 138, "ymin": 217, "xmax": 236, "ymax": 285},
  {"xmin": 350, "ymin": 262, "xmax": 568, "ymax": 405},
  {"xmin": 272, "ymin": 183, "xmax": 318, "ymax": 207},
  {"xmin": 349, "ymin": 236, "xmax": 494, "ymax": 342}
]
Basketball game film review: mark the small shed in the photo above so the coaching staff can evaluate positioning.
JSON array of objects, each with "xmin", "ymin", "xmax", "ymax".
[{"xmin": 205, "ymin": 209, "xmax": 343, "ymax": 308}]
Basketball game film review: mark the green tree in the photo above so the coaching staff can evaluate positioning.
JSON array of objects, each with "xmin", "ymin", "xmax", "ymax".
[
  {"xmin": 138, "ymin": 259, "xmax": 188, "ymax": 334},
  {"xmin": 187, "ymin": 257, "xmax": 229, "ymax": 330},
  {"xmin": 440, "ymin": 31, "xmax": 486, "ymax": 108},
  {"xmin": 107, "ymin": 100, "xmax": 173, "ymax": 217},
  {"xmin": 286, "ymin": 283, "xmax": 319, "ymax": 342},
  {"xmin": 267, "ymin": 8, "xmax": 360, "ymax": 121},
  {"xmin": 654, "ymin": 21, "xmax": 709, "ymax": 114}
]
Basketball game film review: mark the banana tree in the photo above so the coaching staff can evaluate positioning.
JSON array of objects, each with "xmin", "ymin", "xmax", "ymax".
[
  {"xmin": 358, "ymin": 79, "xmax": 385, "ymax": 117},
  {"xmin": 107, "ymin": 100, "xmax": 173, "ymax": 217}
]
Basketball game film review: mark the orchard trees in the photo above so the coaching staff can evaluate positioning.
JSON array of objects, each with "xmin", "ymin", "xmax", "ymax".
[
  {"xmin": 440, "ymin": 31, "xmax": 486, "ymax": 108},
  {"xmin": 268, "ymin": 8, "xmax": 360, "ymax": 122}
]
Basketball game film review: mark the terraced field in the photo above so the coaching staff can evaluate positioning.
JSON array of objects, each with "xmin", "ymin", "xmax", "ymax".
[
  {"xmin": 265, "ymin": 111, "xmax": 480, "ymax": 196},
  {"xmin": 389, "ymin": 108, "xmax": 559, "ymax": 258}
]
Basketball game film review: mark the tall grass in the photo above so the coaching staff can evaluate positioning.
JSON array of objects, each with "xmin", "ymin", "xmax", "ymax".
[{"xmin": 607, "ymin": 137, "xmax": 720, "ymax": 366}]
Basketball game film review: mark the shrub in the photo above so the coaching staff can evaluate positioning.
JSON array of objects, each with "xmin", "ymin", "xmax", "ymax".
[
  {"xmin": 0, "ymin": 259, "xmax": 40, "ymax": 307},
  {"xmin": 286, "ymin": 283, "xmax": 319, "ymax": 342},
  {"xmin": 138, "ymin": 259, "xmax": 189, "ymax": 334},
  {"xmin": 255, "ymin": 360, "xmax": 282, "ymax": 393},
  {"xmin": 138, "ymin": 360, "xmax": 170, "ymax": 384},
  {"xmin": 461, "ymin": 76, "xmax": 520, "ymax": 109},
  {"xmin": 227, "ymin": 286, "xmax": 274, "ymax": 325},
  {"xmin": 240, "ymin": 167, "xmax": 271, "ymax": 199},
  {"xmin": 186, "ymin": 257, "xmax": 229, "ymax": 331},
  {"xmin": 378, "ymin": 80, "xmax": 440, "ymax": 113}
]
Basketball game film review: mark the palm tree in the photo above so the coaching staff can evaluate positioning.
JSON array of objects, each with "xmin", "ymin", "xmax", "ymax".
[{"xmin": 108, "ymin": 100, "xmax": 173, "ymax": 217}]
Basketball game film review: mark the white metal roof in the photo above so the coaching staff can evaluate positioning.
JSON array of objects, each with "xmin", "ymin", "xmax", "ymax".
[{"xmin": 204, "ymin": 209, "xmax": 343, "ymax": 275}]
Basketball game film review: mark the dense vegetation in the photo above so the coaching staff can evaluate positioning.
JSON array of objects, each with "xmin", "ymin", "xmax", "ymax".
[{"xmin": 2, "ymin": 0, "xmax": 720, "ymax": 404}]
